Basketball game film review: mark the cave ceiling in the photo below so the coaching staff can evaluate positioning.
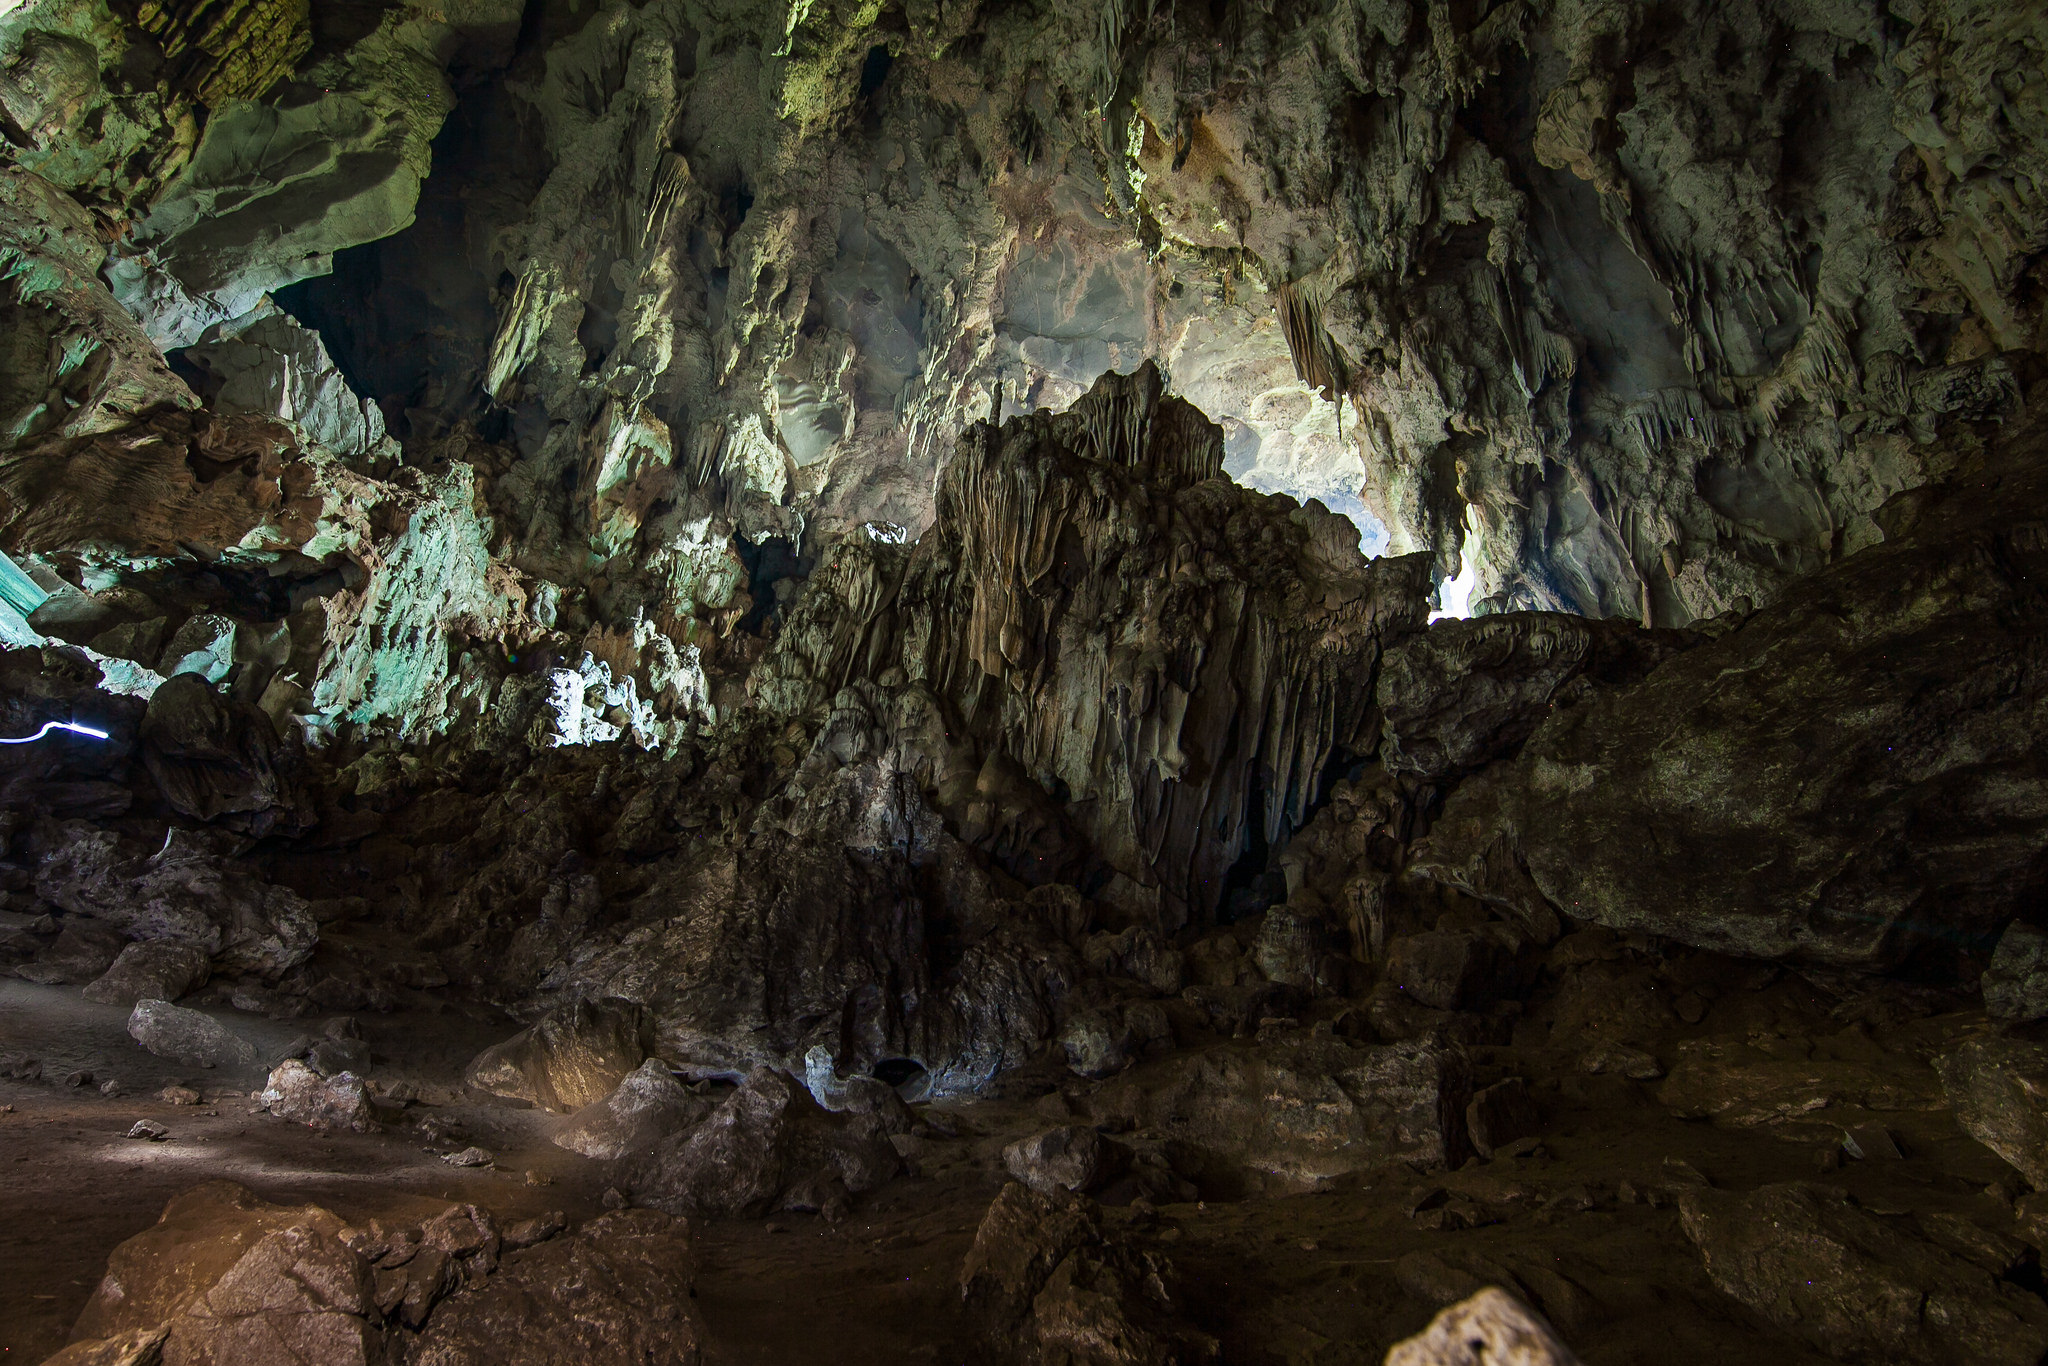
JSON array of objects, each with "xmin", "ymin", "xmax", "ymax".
[{"xmin": 0, "ymin": 0, "xmax": 2038, "ymax": 747}]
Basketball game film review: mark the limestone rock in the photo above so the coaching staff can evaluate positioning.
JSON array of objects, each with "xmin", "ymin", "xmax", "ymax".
[
  {"xmin": 1411, "ymin": 454, "xmax": 2048, "ymax": 970},
  {"xmin": 552, "ymin": 1058, "xmax": 710, "ymax": 1162},
  {"xmin": 128, "ymin": 1000, "xmax": 257, "ymax": 1069},
  {"xmin": 140, "ymin": 672, "xmax": 310, "ymax": 836},
  {"xmin": 1679, "ymin": 1182, "xmax": 2048, "ymax": 1365},
  {"xmin": 181, "ymin": 307, "xmax": 389, "ymax": 459},
  {"xmin": 1983, "ymin": 923, "xmax": 2048, "ymax": 1022},
  {"xmin": 1096, "ymin": 1037, "xmax": 1471, "ymax": 1185},
  {"xmin": 1384, "ymin": 1287, "xmax": 1583, "ymax": 1366},
  {"xmin": 1003, "ymin": 1126, "xmax": 1125, "ymax": 1197},
  {"xmin": 465, "ymin": 997, "xmax": 649, "ymax": 1115},
  {"xmin": 959, "ymin": 1182, "xmax": 1214, "ymax": 1364},
  {"xmin": 1465, "ymin": 1080, "xmax": 1541, "ymax": 1160},
  {"xmin": 70, "ymin": 1183, "xmax": 357, "ymax": 1344},
  {"xmin": 83, "ymin": 941, "xmax": 209, "ymax": 1006},
  {"xmin": 1378, "ymin": 614, "xmax": 1701, "ymax": 781},
  {"xmin": 757, "ymin": 364, "xmax": 1432, "ymax": 925},
  {"xmin": 1936, "ymin": 1038, "xmax": 2048, "ymax": 1188},
  {"xmin": 625, "ymin": 1066, "xmax": 901, "ymax": 1219},
  {"xmin": 409, "ymin": 1210, "xmax": 700, "ymax": 1366},
  {"xmin": 1383, "ymin": 929, "xmax": 1524, "ymax": 1013},
  {"xmin": 261, "ymin": 1061, "xmax": 377, "ymax": 1134},
  {"xmin": 16, "ymin": 916, "xmax": 123, "ymax": 985},
  {"xmin": 160, "ymin": 1220, "xmax": 387, "ymax": 1366}
]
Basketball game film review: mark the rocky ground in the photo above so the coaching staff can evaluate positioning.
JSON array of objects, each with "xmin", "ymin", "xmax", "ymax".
[{"xmin": 6, "ymin": 910, "xmax": 2047, "ymax": 1363}]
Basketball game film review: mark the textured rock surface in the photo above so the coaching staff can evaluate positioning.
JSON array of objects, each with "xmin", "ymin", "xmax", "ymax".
[
  {"xmin": 127, "ymin": 1000, "xmax": 257, "ymax": 1069},
  {"xmin": 1679, "ymin": 1182, "xmax": 2048, "ymax": 1366},
  {"xmin": 1936, "ymin": 1038, "xmax": 2048, "ymax": 1188},
  {"xmin": 1413, "ymin": 441, "xmax": 2048, "ymax": 970},
  {"xmin": 551, "ymin": 1058, "xmax": 709, "ymax": 1162},
  {"xmin": 1384, "ymin": 1288, "xmax": 1583, "ymax": 1366},
  {"xmin": 408, "ymin": 1210, "xmax": 700, "ymax": 1366},
  {"xmin": 625, "ymin": 1066, "xmax": 903, "ymax": 1219},
  {"xmin": 260, "ymin": 1060, "xmax": 377, "ymax": 1134},
  {"xmin": 83, "ymin": 941, "xmax": 209, "ymax": 1007},
  {"xmin": 464, "ymin": 998, "xmax": 649, "ymax": 1115}
]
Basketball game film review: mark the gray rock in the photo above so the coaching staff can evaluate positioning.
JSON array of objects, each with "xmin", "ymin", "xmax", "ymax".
[
  {"xmin": 1002, "ymin": 1125, "xmax": 1123, "ymax": 1196},
  {"xmin": 83, "ymin": 941, "xmax": 210, "ymax": 1006},
  {"xmin": 1679, "ymin": 1181, "xmax": 2048, "ymax": 1366},
  {"xmin": 304, "ymin": 1038, "xmax": 370, "ymax": 1078},
  {"xmin": 1410, "ymin": 457, "xmax": 2048, "ymax": 971},
  {"xmin": 1936, "ymin": 1038, "xmax": 2048, "ymax": 1188},
  {"xmin": 261, "ymin": 1060, "xmax": 377, "ymax": 1133},
  {"xmin": 15, "ymin": 918, "xmax": 124, "ymax": 985},
  {"xmin": 553, "ymin": 1059, "xmax": 710, "ymax": 1161},
  {"xmin": 1379, "ymin": 613, "xmax": 1701, "ymax": 781},
  {"xmin": 154, "ymin": 614, "xmax": 238, "ymax": 684},
  {"xmin": 1383, "ymin": 928, "xmax": 1522, "ymax": 1013},
  {"xmin": 1058, "ymin": 1008, "xmax": 1134, "ymax": 1080},
  {"xmin": 1984, "ymin": 922, "xmax": 2048, "ymax": 1021},
  {"xmin": 35, "ymin": 823, "xmax": 317, "ymax": 981},
  {"xmin": 128, "ymin": 1000, "xmax": 257, "ymax": 1069},
  {"xmin": 1384, "ymin": 1287, "xmax": 1584, "ymax": 1366},
  {"xmin": 625, "ymin": 1066, "xmax": 901, "ymax": 1218}
]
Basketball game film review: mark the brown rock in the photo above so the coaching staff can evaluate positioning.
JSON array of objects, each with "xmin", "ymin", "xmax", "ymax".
[
  {"xmin": 464, "ymin": 997, "xmax": 648, "ymax": 1114},
  {"xmin": 1936, "ymin": 1037, "xmax": 2048, "ymax": 1187},
  {"xmin": 1678, "ymin": 1182, "xmax": 2048, "ymax": 1365},
  {"xmin": 409, "ymin": 1210, "xmax": 700, "ymax": 1365}
]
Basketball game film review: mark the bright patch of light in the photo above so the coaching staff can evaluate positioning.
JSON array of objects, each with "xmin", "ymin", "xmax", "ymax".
[
  {"xmin": 1430, "ymin": 510, "xmax": 1481, "ymax": 622},
  {"xmin": 0, "ymin": 720, "xmax": 109, "ymax": 744}
]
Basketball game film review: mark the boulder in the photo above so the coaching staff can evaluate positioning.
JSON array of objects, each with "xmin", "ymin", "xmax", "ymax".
[
  {"xmin": 1095, "ymin": 1036, "xmax": 1471, "ymax": 1185},
  {"xmin": 625, "ymin": 1066, "xmax": 901, "ymax": 1218},
  {"xmin": 128, "ymin": 1000, "xmax": 258, "ymax": 1069},
  {"xmin": 1003, "ymin": 1125, "xmax": 1125, "ymax": 1196},
  {"xmin": 1384, "ymin": 1287, "xmax": 1583, "ymax": 1366},
  {"xmin": 465, "ymin": 997, "xmax": 648, "ymax": 1114},
  {"xmin": 552, "ymin": 1059, "xmax": 710, "ymax": 1161},
  {"xmin": 15, "ymin": 917, "xmax": 124, "ymax": 985},
  {"xmin": 409, "ymin": 1210, "xmax": 700, "ymax": 1366},
  {"xmin": 1409, "ymin": 458, "xmax": 2048, "ymax": 970},
  {"xmin": 1936, "ymin": 1037, "xmax": 2048, "ymax": 1187},
  {"xmin": 959, "ymin": 1182, "xmax": 1215, "ymax": 1363},
  {"xmin": 261, "ymin": 1061, "xmax": 378, "ymax": 1133},
  {"xmin": 69, "ymin": 1183, "xmax": 361, "ymax": 1345},
  {"xmin": 83, "ymin": 941, "xmax": 210, "ymax": 1006},
  {"xmin": 1679, "ymin": 1182, "xmax": 2048, "ymax": 1365},
  {"xmin": 1983, "ymin": 922, "xmax": 2048, "ymax": 1021},
  {"xmin": 160, "ymin": 1220, "xmax": 386, "ymax": 1365},
  {"xmin": 140, "ymin": 671, "xmax": 310, "ymax": 836}
]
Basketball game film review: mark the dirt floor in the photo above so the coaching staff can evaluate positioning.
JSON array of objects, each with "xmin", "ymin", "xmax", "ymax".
[{"xmin": 0, "ymin": 964, "xmax": 2029, "ymax": 1364}]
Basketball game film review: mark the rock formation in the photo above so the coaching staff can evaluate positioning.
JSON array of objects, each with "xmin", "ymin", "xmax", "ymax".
[{"xmin": 0, "ymin": 0, "xmax": 2045, "ymax": 1362}]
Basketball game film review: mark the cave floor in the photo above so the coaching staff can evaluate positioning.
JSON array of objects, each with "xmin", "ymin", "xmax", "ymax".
[{"xmin": 0, "ymin": 972, "xmax": 2024, "ymax": 1364}]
